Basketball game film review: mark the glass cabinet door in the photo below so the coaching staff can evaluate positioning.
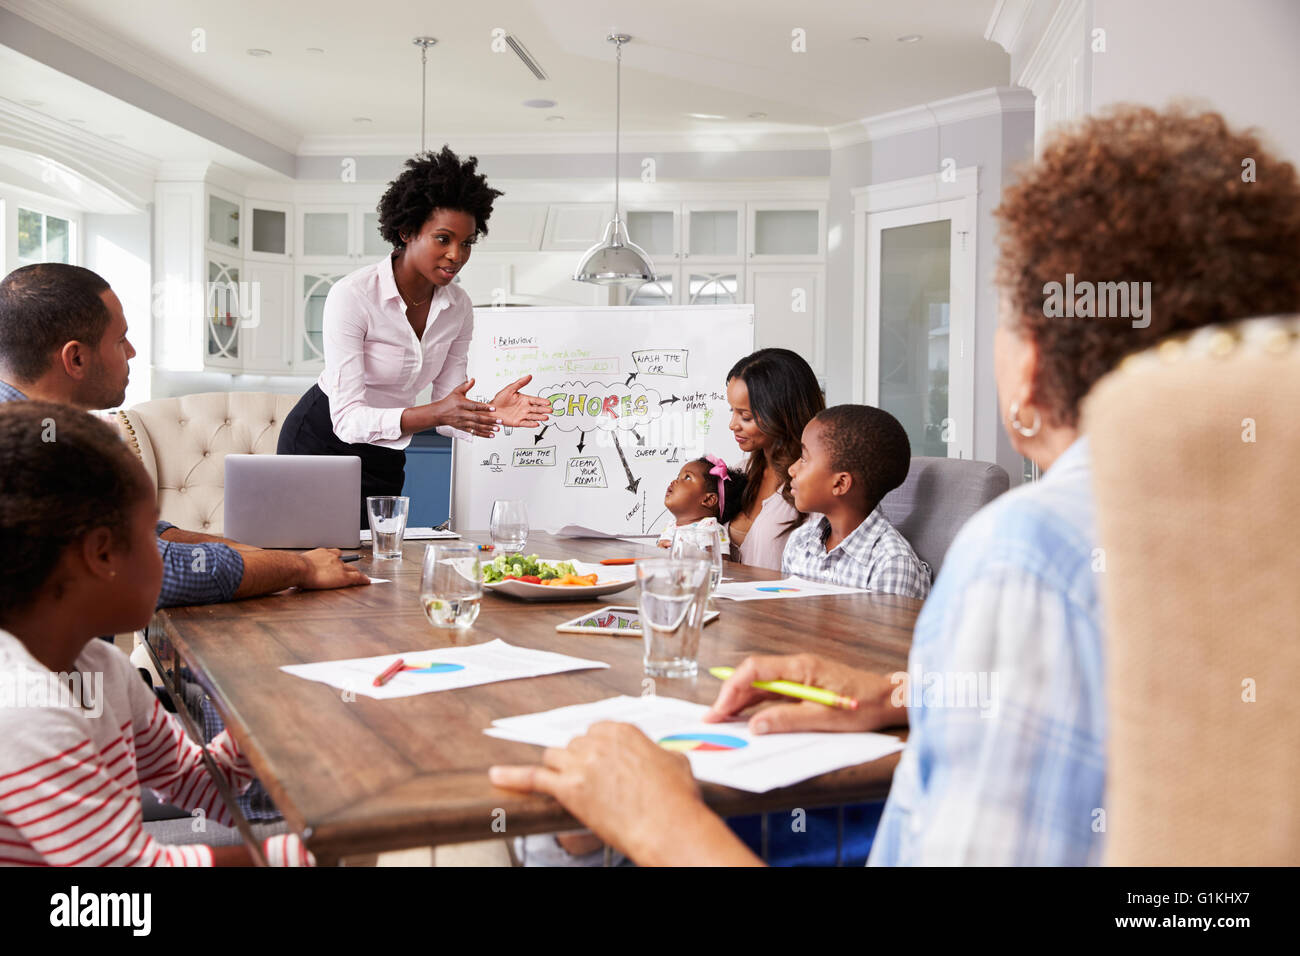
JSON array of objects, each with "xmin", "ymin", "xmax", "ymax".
[
  {"xmin": 250, "ymin": 207, "xmax": 288, "ymax": 256},
  {"xmin": 300, "ymin": 272, "xmax": 343, "ymax": 366},
  {"xmin": 685, "ymin": 270, "xmax": 741, "ymax": 305},
  {"xmin": 301, "ymin": 209, "xmax": 351, "ymax": 258},
  {"xmin": 624, "ymin": 276, "xmax": 674, "ymax": 307},
  {"xmin": 625, "ymin": 209, "xmax": 678, "ymax": 258},
  {"xmin": 748, "ymin": 202, "xmax": 825, "ymax": 260},
  {"xmin": 361, "ymin": 211, "xmax": 389, "ymax": 258},
  {"xmin": 207, "ymin": 194, "xmax": 240, "ymax": 251},
  {"xmin": 206, "ymin": 259, "xmax": 241, "ymax": 364},
  {"xmin": 683, "ymin": 204, "xmax": 743, "ymax": 260}
]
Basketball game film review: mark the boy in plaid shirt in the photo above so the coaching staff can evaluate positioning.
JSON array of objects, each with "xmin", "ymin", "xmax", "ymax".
[{"xmin": 782, "ymin": 405, "xmax": 930, "ymax": 599}]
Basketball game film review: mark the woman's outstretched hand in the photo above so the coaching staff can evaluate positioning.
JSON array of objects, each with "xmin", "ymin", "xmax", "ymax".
[
  {"xmin": 491, "ymin": 374, "xmax": 552, "ymax": 428},
  {"xmin": 420, "ymin": 379, "xmax": 500, "ymax": 438}
]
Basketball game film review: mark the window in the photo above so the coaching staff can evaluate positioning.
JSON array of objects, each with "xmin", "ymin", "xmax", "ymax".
[{"xmin": 17, "ymin": 207, "xmax": 74, "ymax": 266}]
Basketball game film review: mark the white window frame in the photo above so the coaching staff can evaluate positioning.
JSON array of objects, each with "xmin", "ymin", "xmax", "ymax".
[
  {"xmin": 2, "ymin": 183, "xmax": 83, "ymax": 275},
  {"xmin": 852, "ymin": 168, "xmax": 978, "ymax": 460}
]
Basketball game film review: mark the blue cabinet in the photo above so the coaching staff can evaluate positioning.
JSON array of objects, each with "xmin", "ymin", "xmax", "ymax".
[{"xmin": 401, "ymin": 430, "xmax": 452, "ymax": 526}]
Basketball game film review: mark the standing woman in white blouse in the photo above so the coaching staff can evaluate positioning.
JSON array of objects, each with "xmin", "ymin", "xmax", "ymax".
[{"xmin": 278, "ymin": 148, "xmax": 550, "ymax": 525}]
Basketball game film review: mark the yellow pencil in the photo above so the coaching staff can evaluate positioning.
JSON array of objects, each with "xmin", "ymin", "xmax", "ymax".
[{"xmin": 708, "ymin": 666, "xmax": 859, "ymax": 711}]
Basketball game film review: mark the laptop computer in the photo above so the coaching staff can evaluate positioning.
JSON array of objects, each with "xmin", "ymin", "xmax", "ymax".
[{"xmin": 224, "ymin": 454, "xmax": 362, "ymax": 549}]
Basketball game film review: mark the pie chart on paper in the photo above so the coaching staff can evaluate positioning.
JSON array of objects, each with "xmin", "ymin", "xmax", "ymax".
[
  {"xmin": 401, "ymin": 662, "xmax": 465, "ymax": 675},
  {"xmin": 658, "ymin": 733, "xmax": 748, "ymax": 753}
]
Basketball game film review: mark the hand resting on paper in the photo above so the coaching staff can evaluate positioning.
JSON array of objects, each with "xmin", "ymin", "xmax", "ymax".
[
  {"xmin": 489, "ymin": 721, "xmax": 762, "ymax": 866},
  {"xmin": 704, "ymin": 653, "xmax": 908, "ymax": 735}
]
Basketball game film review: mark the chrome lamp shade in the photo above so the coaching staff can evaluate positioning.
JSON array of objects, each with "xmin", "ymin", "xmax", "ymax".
[{"xmin": 573, "ymin": 217, "xmax": 656, "ymax": 284}]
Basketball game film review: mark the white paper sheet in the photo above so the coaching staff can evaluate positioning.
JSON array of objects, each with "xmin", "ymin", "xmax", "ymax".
[
  {"xmin": 552, "ymin": 525, "xmax": 656, "ymax": 540},
  {"xmin": 280, "ymin": 639, "xmax": 608, "ymax": 700},
  {"xmin": 485, "ymin": 695, "xmax": 904, "ymax": 793},
  {"xmin": 361, "ymin": 527, "xmax": 460, "ymax": 542},
  {"xmin": 712, "ymin": 576, "xmax": 870, "ymax": 602}
]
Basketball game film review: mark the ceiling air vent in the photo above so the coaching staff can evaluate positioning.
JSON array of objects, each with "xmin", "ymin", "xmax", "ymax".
[{"xmin": 505, "ymin": 34, "xmax": 548, "ymax": 80}]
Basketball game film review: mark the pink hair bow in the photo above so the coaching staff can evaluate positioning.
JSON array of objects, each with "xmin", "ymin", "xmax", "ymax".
[{"xmin": 705, "ymin": 454, "xmax": 730, "ymax": 516}]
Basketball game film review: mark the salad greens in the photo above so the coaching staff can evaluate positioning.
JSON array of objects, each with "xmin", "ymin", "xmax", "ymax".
[{"xmin": 481, "ymin": 553, "xmax": 578, "ymax": 584}]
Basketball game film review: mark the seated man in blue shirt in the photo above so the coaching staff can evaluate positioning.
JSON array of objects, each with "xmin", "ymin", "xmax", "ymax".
[
  {"xmin": 0, "ymin": 262, "xmax": 369, "ymax": 605},
  {"xmin": 783, "ymin": 404, "xmax": 930, "ymax": 599}
]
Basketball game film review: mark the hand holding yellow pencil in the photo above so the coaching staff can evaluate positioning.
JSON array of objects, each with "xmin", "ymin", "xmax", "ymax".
[{"xmin": 702, "ymin": 654, "xmax": 907, "ymax": 735}]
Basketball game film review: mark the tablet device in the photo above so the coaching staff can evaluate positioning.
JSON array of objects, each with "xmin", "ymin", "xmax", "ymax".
[{"xmin": 555, "ymin": 605, "xmax": 720, "ymax": 636}]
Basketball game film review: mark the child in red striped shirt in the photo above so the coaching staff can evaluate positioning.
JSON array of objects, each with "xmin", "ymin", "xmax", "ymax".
[{"xmin": 0, "ymin": 401, "xmax": 310, "ymax": 866}]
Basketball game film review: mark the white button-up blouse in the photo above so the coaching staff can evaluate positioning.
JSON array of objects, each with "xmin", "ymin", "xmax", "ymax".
[{"xmin": 317, "ymin": 254, "xmax": 473, "ymax": 450}]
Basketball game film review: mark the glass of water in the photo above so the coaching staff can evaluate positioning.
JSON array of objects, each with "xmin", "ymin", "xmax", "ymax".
[
  {"xmin": 636, "ymin": 558, "xmax": 711, "ymax": 678},
  {"xmin": 671, "ymin": 525, "xmax": 724, "ymax": 597},
  {"xmin": 366, "ymin": 496, "xmax": 410, "ymax": 559},
  {"xmin": 489, "ymin": 499, "xmax": 529, "ymax": 553},
  {"xmin": 421, "ymin": 544, "xmax": 482, "ymax": 629}
]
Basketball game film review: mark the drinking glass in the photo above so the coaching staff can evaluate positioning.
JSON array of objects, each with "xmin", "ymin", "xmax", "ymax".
[
  {"xmin": 366, "ymin": 496, "xmax": 410, "ymax": 559},
  {"xmin": 636, "ymin": 558, "xmax": 711, "ymax": 678},
  {"xmin": 489, "ymin": 499, "xmax": 529, "ymax": 553},
  {"xmin": 421, "ymin": 544, "xmax": 482, "ymax": 629},
  {"xmin": 671, "ymin": 525, "xmax": 724, "ymax": 596}
]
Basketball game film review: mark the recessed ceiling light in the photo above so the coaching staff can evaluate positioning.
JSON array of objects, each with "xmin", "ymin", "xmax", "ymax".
[
  {"xmin": 523, "ymin": 99, "xmax": 557, "ymax": 109},
  {"xmin": 897, "ymin": 34, "xmax": 922, "ymax": 43},
  {"xmin": 545, "ymin": 115, "xmax": 565, "ymax": 122},
  {"xmin": 352, "ymin": 117, "xmax": 373, "ymax": 124},
  {"xmin": 686, "ymin": 112, "xmax": 726, "ymax": 120},
  {"xmin": 305, "ymin": 47, "xmax": 325, "ymax": 54},
  {"xmin": 852, "ymin": 36, "xmax": 871, "ymax": 43},
  {"xmin": 247, "ymin": 48, "xmax": 272, "ymax": 57},
  {"xmin": 21, "ymin": 99, "xmax": 43, "ymax": 107},
  {"xmin": 748, "ymin": 111, "xmax": 768, "ymax": 119}
]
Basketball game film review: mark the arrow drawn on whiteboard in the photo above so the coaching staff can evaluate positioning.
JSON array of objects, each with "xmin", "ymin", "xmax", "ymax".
[
  {"xmin": 625, "ymin": 371, "xmax": 637, "ymax": 386},
  {"xmin": 658, "ymin": 394, "xmax": 680, "ymax": 406},
  {"xmin": 610, "ymin": 432, "xmax": 641, "ymax": 494},
  {"xmin": 633, "ymin": 428, "xmax": 646, "ymax": 446},
  {"xmin": 533, "ymin": 424, "xmax": 549, "ymax": 445},
  {"xmin": 576, "ymin": 430, "xmax": 587, "ymax": 454}
]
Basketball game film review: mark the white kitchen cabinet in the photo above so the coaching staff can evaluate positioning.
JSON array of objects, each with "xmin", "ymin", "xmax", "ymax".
[
  {"xmin": 205, "ymin": 187, "xmax": 242, "ymax": 255},
  {"xmin": 477, "ymin": 203, "xmax": 548, "ymax": 252},
  {"xmin": 683, "ymin": 202, "xmax": 744, "ymax": 262},
  {"xmin": 239, "ymin": 261, "xmax": 293, "ymax": 373},
  {"xmin": 243, "ymin": 199, "xmax": 292, "ymax": 261},
  {"xmin": 747, "ymin": 264, "xmax": 825, "ymax": 374},
  {"xmin": 204, "ymin": 253, "xmax": 243, "ymax": 370},
  {"xmin": 618, "ymin": 263, "xmax": 744, "ymax": 307},
  {"xmin": 624, "ymin": 204, "xmax": 680, "ymax": 262},
  {"xmin": 294, "ymin": 267, "xmax": 350, "ymax": 373},
  {"xmin": 541, "ymin": 203, "xmax": 615, "ymax": 251},
  {"xmin": 298, "ymin": 204, "xmax": 387, "ymax": 263},
  {"xmin": 747, "ymin": 201, "xmax": 826, "ymax": 262}
]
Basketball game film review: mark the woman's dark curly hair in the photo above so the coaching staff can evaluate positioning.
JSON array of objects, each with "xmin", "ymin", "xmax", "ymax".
[
  {"xmin": 995, "ymin": 104, "xmax": 1300, "ymax": 429},
  {"xmin": 376, "ymin": 145, "xmax": 504, "ymax": 248},
  {"xmin": 0, "ymin": 401, "xmax": 152, "ymax": 619},
  {"xmin": 726, "ymin": 348, "xmax": 825, "ymax": 528}
]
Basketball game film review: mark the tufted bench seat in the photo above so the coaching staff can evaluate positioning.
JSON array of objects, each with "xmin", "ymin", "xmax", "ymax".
[{"xmin": 117, "ymin": 391, "xmax": 301, "ymax": 536}]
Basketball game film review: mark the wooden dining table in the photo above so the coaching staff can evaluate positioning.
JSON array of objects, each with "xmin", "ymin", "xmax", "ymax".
[{"xmin": 145, "ymin": 532, "xmax": 921, "ymax": 865}]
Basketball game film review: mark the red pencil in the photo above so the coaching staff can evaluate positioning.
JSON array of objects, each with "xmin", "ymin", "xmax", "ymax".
[
  {"xmin": 600, "ymin": 558, "xmax": 637, "ymax": 565},
  {"xmin": 374, "ymin": 658, "xmax": 405, "ymax": 686}
]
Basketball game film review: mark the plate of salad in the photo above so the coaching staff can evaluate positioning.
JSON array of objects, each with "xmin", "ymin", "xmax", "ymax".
[{"xmin": 481, "ymin": 554, "xmax": 636, "ymax": 602}]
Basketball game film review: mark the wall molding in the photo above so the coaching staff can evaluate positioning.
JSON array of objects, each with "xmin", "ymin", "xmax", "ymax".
[{"xmin": 827, "ymin": 86, "xmax": 1035, "ymax": 150}]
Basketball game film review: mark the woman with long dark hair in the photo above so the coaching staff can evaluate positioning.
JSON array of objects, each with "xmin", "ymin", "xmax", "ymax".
[
  {"xmin": 278, "ymin": 147, "xmax": 551, "ymax": 525},
  {"xmin": 724, "ymin": 348, "xmax": 825, "ymax": 569}
]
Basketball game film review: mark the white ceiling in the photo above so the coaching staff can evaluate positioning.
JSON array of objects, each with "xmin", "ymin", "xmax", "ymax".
[{"xmin": 0, "ymin": 0, "xmax": 1010, "ymax": 169}]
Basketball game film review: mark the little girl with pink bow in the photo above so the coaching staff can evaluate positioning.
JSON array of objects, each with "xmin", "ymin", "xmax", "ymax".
[{"xmin": 657, "ymin": 454, "xmax": 748, "ymax": 549}]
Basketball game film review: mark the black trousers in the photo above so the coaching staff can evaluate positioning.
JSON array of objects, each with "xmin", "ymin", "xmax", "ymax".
[{"xmin": 277, "ymin": 384, "xmax": 406, "ymax": 529}]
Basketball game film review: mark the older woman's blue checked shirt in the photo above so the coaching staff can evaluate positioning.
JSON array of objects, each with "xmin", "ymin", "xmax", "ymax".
[{"xmin": 869, "ymin": 438, "xmax": 1107, "ymax": 865}]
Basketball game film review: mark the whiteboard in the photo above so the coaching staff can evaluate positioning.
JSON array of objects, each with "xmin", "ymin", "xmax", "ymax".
[{"xmin": 452, "ymin": 305, "xmax": 754, "ymax": 536}]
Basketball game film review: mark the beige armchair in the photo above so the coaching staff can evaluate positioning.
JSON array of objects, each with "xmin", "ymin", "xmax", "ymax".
[
  {"xmin": 1086, "ymin": 315, "xmax": 1300, "ymax": 865},
  {"xmin": 118, "ymin": 391, "xmax": 301, "ymax": 535}
]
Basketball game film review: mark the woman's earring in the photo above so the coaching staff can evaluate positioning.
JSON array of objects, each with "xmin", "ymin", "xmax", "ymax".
[{"xmin": 1008, "ymin": 401, "xmax": 1041, "ymax": 439}]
